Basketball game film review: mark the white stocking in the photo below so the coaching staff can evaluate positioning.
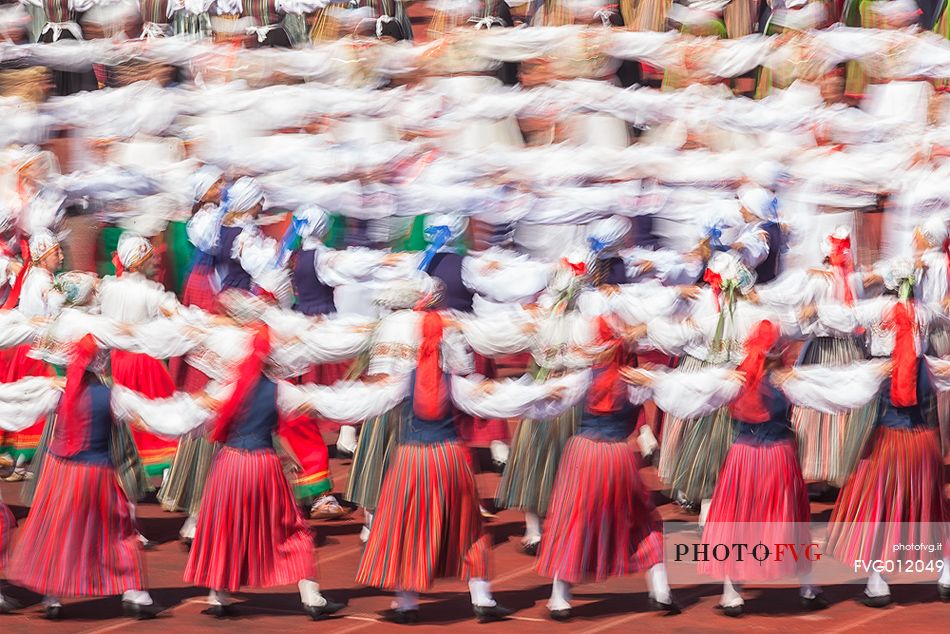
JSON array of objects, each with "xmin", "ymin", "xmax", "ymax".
[
  {"xmin": 547, "ymin": 576, "xmax": 572, "ymax": 611},
  {"xmin": 298, "ymin": 579, "xmax": 327, "ymax": 607},
  {"xmin": 208, "ymin": 590, "xmax": 234, "ymax": 606},
  {"xmin": 468, "ymin": 577, "xmax": 496, "ymax": 607},
  {"xmin": 524, "ymin": 512, "xmax": 542, "ymax": 544},
  {"xmin": 122, "ymin": 590, "xmax": 153, "ymax": 605},
  {"xmin": 721, "ymin": 578, "xmax": 743, "ymax": 608},
  {"xmin": 490, "ymin": 440, "xmax": 510, "ymax": 465},
  {"xmin": 338, "ymin": 426, "xmax": 358, "ymax": 453},
  {"xmin": 647, "ymin": 563, "xmax": 671, "ymax": 604},
  {"xmin": 866, "ymin": 571, "xmax": 889, "ymax": 597},
  {"xmin": 939, "ymin": 558, "xmax": 950, "ymax": 586},
  {"xmin": 394, "ymin": 590, "xmax": 419, "ymax": 612},
  {"xmin": 799, "ymin": 572, "xmax": 819, "ymax": 599}
]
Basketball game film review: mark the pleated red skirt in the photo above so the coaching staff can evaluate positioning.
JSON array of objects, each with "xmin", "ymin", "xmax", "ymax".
[
  {"xmin": 699, "ymin": 438, "xmax": 811, "ymax": 581},
  {"xmin": 0, "ymin": 344, "xmax": 52, "ymax": 459},
  {"xmin": 184, "ymin": 446, "xmax": 315, "ymax": 592},
  {"xmin": 356, "ymin": 442, "xmax": 491, "ymax": 592},
  {"xmin": 110, "ymin": 350, "xmax": 178, "ymax": 474},
  {"xmin": 537, "ymin": 437, "xmax": 664, "ymax": 584},
  {"xmin": 828, "ymin": 426, "xmax": 949, "ymax": 563},
  {"xmin": 10, "ymin": 455, "xmax": 145, "ymax": 596},
  {"xmin": 0, "ymin": 501, "xmax": 14, "ymax": 572}
]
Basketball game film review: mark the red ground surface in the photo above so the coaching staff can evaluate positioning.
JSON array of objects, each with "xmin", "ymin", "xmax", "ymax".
[{"xmin": 1, "ymin": 434, "xmax": 948, "ymax": 634}]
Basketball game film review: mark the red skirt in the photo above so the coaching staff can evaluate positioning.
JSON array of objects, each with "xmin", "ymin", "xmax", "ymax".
[
  {"xmin": 356, "ymin": 442, "xmax": 491, "ymax": 592},
  {"xmin": 828, "ymin": 426, "xmax": 949, "ymax": 563},
  {"xmin": 0, "ymin": 344, "xmax": 52, "ymax": 459},
  {"xmin": 699, "ymin": 438, "xmax": 811, "ymax": 581},
  {"xmin": 9, "ymin": 455, "xmax": 145, "ymax": 596},
  {"xmin": 537, "ymin": 437, "xmax": 663, "ymax": 584},
  {"xmin": 184, "ymin": 446, "xmax": 315, "ymax": 592},
  {"xmin": 0, "ymin": 501, "xmax": 13, "ymax": 572},
  {"xmin": 110, "ymin": 350, "xmax": 178, "ymax": 475},
  {"xmin": 169, "ymin": 267, "xmax": 218, "ymax": 391},
  {"xmin": 455, "ymin": 354, "xmax": 511, "ymax": 446}
]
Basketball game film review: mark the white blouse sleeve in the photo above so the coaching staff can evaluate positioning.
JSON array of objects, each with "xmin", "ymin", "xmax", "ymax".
[
  {"xmin": 450, "ymin": 370, "xmax": 590, "ymax": 421},
  {"xmin": 778, "ymin": 362, "xmax": 887, "ymax": 413},
  {"xmin": 732, "ymin": 225, "xmax": 770, "ymax": 269},
  {"xmin": 609, "ymin": 283, "xmax": 683, "ymax": 324},
  {"xmin": 457, "ymin": 311, "xmax": 535, "ymax": 357},
  {"xmin": 635, "ymin": 367, "xmax": 742, "ymax": 420},
  {"xmin": 111, "ymin": 386, "xmax": 216, "ymax": 438},
  {"xmin": 276, "ymin": 375, "xmax": 410, "ymax": 422},
  {"xmin": 315, "ymin": 248, "xmax": 388, "ymax": 287},
  {"xmin": 0, "ymin": 377, "xmax": 62, "ymax": 431},
  {"xmin": 268, "ymin": 311, "xmax": 376, "ymax": 365},
  {"xmin": 644, "ymin": 316, "xmax": 702, "ymax": 356},
  {"xmin": 0, "ymin": 310, "xmax": 39, "ymax": 349},
  {"xmin": 92, "ymin": 317, "xmax": 204, "ymax": 358},
  {"xmin": 187, "ymin": 205, "xmax": 224, "ymax": 253},
  {"xmin": 925, "ymin": 356, "xmax": 950, "ymax": 392}
]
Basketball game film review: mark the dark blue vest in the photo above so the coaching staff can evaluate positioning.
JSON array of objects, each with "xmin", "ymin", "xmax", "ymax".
[
  {"xmin": 876, "ymin": 360, "xmax": 936, "ymax": 430},
  {"xmin": 754, "ymin": 221, "xmax": 785, "ymax": 284},
  {"xmin": 51, "ymin": 379, "xmax": 113, "ymax": 466},
  {"xmin": 214, "ymin": 225, "xmax": 252, "ymax": 291},
  {"xmin": 399, "ymin": 374, "xmax": 458, "ymax": 445},
  {"xmin": 733, "ymin": 382, "xmax": 793, "ymax": 446},
  {"xmin": 577, "ymin": 400, "xmax": 637, "ymax": 442},
  {"xmin": 226, "ymin": 376, "xmax": 280, "ymax": 451},
  {"xmin": 291, "ymin": 249, "xmax": 336, "ymax": 316},
  {"xmin": 426, "ymin": 252, "xmax": 473, "ymax": 312}
]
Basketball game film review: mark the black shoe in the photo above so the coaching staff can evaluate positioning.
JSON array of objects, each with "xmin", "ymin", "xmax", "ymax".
[
  {"xmin": 304, "ymin": 599, "xmax": 346, "ymax": 620},
  {"xmin": 44, "ymin": 605, "xmax": 64, "ymax": 620},
  {"xmin": 939, "ymin": 584, "xmax": 950, "ymax": 602},
  {"xmin": 202, "ymin": 604, "xmax": 239, "ymax": 618},
  {"xmin": 521, "ymin": 541, "xmax": 539, "ymax": 557},
  {"xmin": 718, "ymin": 604, "xmax": 743, "ymax": 617},
  {"xmin": 122, "ymin": 601, "xmax": 164, "ymax": 620},
  {"xmin": 649, "ymin": 597, "xmax": 682, "ymax": 615},
  {"xmin": 800, "ymin": 594, "xmax": 829, "ymax": 611},
  {"xmin": 490, "ymin": 460, "xmax": 506, "ymax": 474},
  {"xmin": 383, "ymin": 608, "xmax": 419, "ymax": 624},
  {"xmin": 180, "ymin": 538, "xmax": 193, "ymax": 552},
  {"xmin": 140, "ymin": 539, "xmax": 159, "ymax": 551},
  {"xmin": 859, "ymin": 594, "xmax": 891, "ymax": 609},
  {"xmin": 336, "ymin": 446, "xmax": 354, "ymax": 460},
  {"xmin": 473, "ymin": 603, "xmax": 513, "ymax": 623},
  {"xmin": 0, "ymin": 597, "xmax": 21, "ymax": 614},
  {"xmin": 549, "ymin": 608, "xmax": 572, "ymax": 621}
]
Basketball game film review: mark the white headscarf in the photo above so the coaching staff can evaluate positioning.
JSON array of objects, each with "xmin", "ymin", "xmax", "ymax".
[
  {"xmin": 586, "ymin": 216, "xmax": 631, "ymax": 256},
  {"xmin": 191, "ymin": 165, "xmax": 224, "ymax": 204},
  {"xmin": 28, "ymin": 229, "xmax": 59, "ymax": 262},
  {"xmin": 116, "ymin": 232, "xmax": 153, "ymax": 271},
  {"xmin": 917, "ymin": 216, "xmax": 948, "ymax": 249},
  {"xmin": 294, "ymin": 205, "xmax": 330, "ymax": 241},
  {"xmin": 227, "ymin": 177, "xmax": 264, "ymax": 214},
  {"xmin": 737, "ymin": 184, "xmax": 776, "ymax": 222},
  {"xmin": 424, "ymin": 213, "xmax": 469, "ymax": 243}
]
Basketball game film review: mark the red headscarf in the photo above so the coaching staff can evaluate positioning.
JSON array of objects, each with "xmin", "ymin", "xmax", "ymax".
[
  {"xmin": 210, "ymin": 324, "xmax": 271, "ymax": 443},
  {"xmin": 58, "ymin": 334, "xmax": 100, "ymax": 457},
  {"xmin": 883, "ymin": 301, "xmax": 918, "ymax": 407},
  {"xmin": 827, "ymin": 234, "xmax": 855, "ymax": 305},
  {"xmin": 414, "ymin": 311, "xmax": 450, "ymax": 420},
  {"xmin": 703, "ymin": 268, "xmax": 723, "ymax": 312},
  {"xmin": 729, "ymin": 320, "xmax": 780, "ymax": 423},
  {"xmin": 586, "ymin": 316, "xmax": 627, "ymax": 415},
  {"xmin": 2, "ymin": 239, "xmax": 30, "ymax": 309}
]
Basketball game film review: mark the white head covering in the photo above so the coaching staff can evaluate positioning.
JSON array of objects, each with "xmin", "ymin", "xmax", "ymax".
[
  {"xmin": 28, "ymin": 229, "xmax": 59, "ymax": 262},
  {"xmin": 116, "ymin": 233, "xmax": 153, "ymax": 271},
  {"xmin": 737, "ymin": 184, "xmax": 776, "ymax": 221},
  {"xmin": 226, "ymin": 177, "xmax": 264, "ymax": 214},
  {"xmin": 424, "ymin": 214, "xmax": 469, "ymax": 243},
  {"xmin": 880, "ymin": 257, "xmax": 917, "ymax": 292},
  {"xmin": 191, "ymin": 165, "xmax": 224, "ymax": 204},
  {"xmin": 586, "ymin": 216, "xmax": 632, "ymax": 255},
  {"xmin": 293, "ymin": 205, "xmax": 330, "ymax": 241},
  {"xmin": 820, "ymin": 225, "xmax": 851, "ymax": 258},
  {"xmin": 917, "ymin": 215, "xmax": 948, "ymax": 248},
  {"xmin": 375, "ymin": 273, "xmax": 444, "ymax": 310},
  {"xmin": 56, "ymin": 271, "xmax": 98, "ymax": 306},
  {"xmin": 22, "ymin": 189, "xmax": 66, "ymax": 236}
]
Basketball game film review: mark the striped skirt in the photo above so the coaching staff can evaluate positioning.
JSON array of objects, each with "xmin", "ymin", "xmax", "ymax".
[
  {"xmin": 10, "ymin": 455, "xmax": 145, "ymax": 597},
  {"xmin": 356, "ymin": 441, "xmax": 491, "ymax": 592},
  {"xmin": 0, "ymin": 344, "xmax": 52, "ymax": 461},
  {"xmin": 827, "ymin": 426, "xmax": 949, "ymax": 564},
  {"xmin": 495, "ymin": 406, "xmax": 578, "ymax": 517},
  {"xmin": 928, "ymin": 328, "xmax": 950, "ymax": 458},
  {"xmin": 790, "ymin": 336, "xmax": 877, "ymax": 484},
  {"xmin": 157, "ymin": 433, "xmax": 218, "ymax": 516},
  {"xmin": 537, "ymin": 437, "xmax": 664, "ymax": 584},
  {"xmin": 0, "ymin": 500, "xmax": 13, "ymax": 572},
  {"xmin": 699, "ymin": 438, "xmax": 812, "ymax": 581},
  {"xmin": 665, "ymin": 357, "xmax": 735, "ymax": 502},
  {"xmin": 23, "ymin": 417, "xmax": 151, "ymax": 506},
  {"xmin": 184, "ymin": 446, "xmax": 315, "ymax": 592},
  {"xmin": 344, "ymin": 405, "xmax": 403, "ymax": 512}
]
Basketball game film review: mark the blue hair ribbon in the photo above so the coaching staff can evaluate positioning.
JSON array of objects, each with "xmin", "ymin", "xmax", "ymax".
[
  {"xmin": 418, "ymin": 225, "xmax": 452, "ymax": 271},
  {"xmin": 588, "ymin": 236, "xmax": 607, "ymax": 254},
  {"xmin": 278, "ymin": 215, "xmax": 309, "ymax": 266}
]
